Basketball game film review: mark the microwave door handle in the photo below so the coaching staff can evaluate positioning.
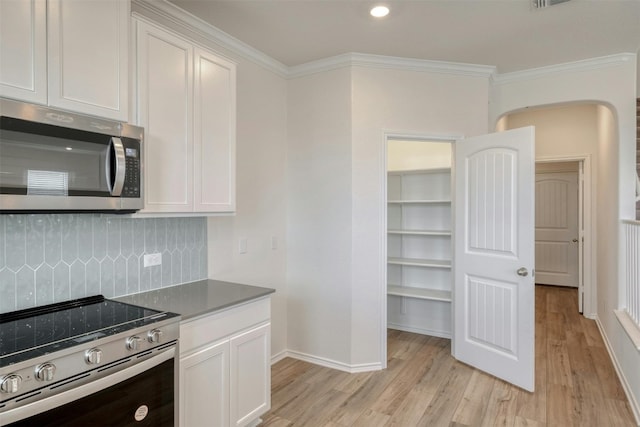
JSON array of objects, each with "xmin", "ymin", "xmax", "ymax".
[{"xmin": 106, "ymin": 137, "xmax": 126, "ymax": 196}]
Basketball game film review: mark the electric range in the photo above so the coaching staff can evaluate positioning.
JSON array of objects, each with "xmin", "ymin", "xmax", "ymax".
[{"xmin": 0, "ymin": 295, "xmax": 180, "ymax": 425}]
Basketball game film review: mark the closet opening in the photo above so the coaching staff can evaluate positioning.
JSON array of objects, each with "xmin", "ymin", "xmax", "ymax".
[{"xmin": 385, "ymin": 137, "xmax": 454, "ymax": 338}]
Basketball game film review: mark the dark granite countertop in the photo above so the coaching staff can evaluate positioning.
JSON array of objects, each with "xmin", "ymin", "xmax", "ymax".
[{"xmin": 115, "ymin": 279, "xmax": 275, "ymax": 321}]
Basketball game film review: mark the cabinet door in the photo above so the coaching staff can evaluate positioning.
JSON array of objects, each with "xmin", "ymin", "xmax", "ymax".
[
  {"xmin": 136, "ymin": 20, "xmax": 194, "ymax": 213},
  {"xmin": 47, "ymin": 0, "xmax": 128, "ymax": 120},
  {"xmin": 180, "ymin": 340, "xmax": 230, "ymax": 427},
  {"xmin": 229, "ymin": 323, "xmax": 271, "ymax": 427},
  {"xmin": 193, "ymin": 48, "xmax": 236, "ymax": 213},
  {"xmin": 0, "ymin": 0, "xmax": 47, "ymax": 104}
]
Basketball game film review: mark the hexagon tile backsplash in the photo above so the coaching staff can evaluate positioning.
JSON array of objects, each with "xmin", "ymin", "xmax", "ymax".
[{"xmin": 0, "ymin": 214, "xmax": 207, "ymax": 313}]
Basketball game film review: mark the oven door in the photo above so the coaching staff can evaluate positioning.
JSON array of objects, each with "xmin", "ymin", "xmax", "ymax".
[{"xmin": 1, "ymin": 348, "xmax": 175, "ymax": 427}]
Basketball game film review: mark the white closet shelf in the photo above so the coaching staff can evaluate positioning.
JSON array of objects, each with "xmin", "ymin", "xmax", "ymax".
[
  {"xmin": 387, "ymin": 199, "xmax": 451, "ymax": 204},
  {"xmin": 387, "ymin": 285, "xmax": 452, "ymax": 302},
  {"xmin": 387, "ymin": 257, "xmax": 451, "ymax": 268},
  {"xmin": 388, "ymin": 168, "xmax": 451, "ymax": 175},
  {"xmin": 387, "ymin": 229, "xmax": 451, "ymax": 236}
]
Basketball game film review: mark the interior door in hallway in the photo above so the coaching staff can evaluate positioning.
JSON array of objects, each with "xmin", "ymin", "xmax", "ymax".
[
  {"xmin": 453, "ymin": 126, "xmax": 535, "ymax": 392},
  {"xmin": 535, "ymin": 170, "xmax": 579, "ymax": 288}
]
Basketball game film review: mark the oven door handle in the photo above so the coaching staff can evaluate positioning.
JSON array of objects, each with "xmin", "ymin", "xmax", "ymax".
[{"xmin": 1, "ymin": 347, "xmax": 175, "ymax": 425}]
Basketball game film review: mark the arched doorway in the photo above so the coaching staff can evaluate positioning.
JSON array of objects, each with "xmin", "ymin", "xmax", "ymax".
[{"xmin": 496, "ymin": 102, "xmax": 617, "ymax": 319}]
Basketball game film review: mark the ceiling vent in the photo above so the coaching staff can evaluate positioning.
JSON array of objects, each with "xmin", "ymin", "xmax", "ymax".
[{"xmin": 532, "ymin": 0, "xmax": 571, "ymax": 9}]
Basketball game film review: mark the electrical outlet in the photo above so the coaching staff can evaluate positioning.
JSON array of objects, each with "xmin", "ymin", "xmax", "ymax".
[{"xmin": 143, "ymin": 253, "xmax": 162, "ymax": 267}]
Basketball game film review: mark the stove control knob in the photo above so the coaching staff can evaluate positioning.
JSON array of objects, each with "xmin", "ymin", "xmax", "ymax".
[
  {"xmin": 35, "ymin": 363, "xmax": 56, "ymax": 382},
  {"xmin": 0, "ymin": 374, "xmax": 22, "ymax": 394},
  {"xmin": 85, "ymin": 348, "xmax": 103, "ymax": 365},
  {"xmin": 148, "ymin": 329, "xmax": 163, "ymax": 343},
  {"xmin": 126, "ymin": 336, "xmax": 142, "ymax": 351}
]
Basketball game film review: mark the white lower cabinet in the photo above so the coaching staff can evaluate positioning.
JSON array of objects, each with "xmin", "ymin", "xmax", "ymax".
[
  {"xmin": 180, "ymin": 340, "xmax": 230, "ymax": 427},
  {"xmin": 229, "ymin": 324, "xmax": 270, "ymax": 427},
  {"xmin": 179, "ymin": 298, "xmax": 271, "ymax": 427}
]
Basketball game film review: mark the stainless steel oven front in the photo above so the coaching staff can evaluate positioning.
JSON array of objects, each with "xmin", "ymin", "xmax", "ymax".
[{"xmin": 0, "ymin": 296, "xmax": 179, "ymax": 426}]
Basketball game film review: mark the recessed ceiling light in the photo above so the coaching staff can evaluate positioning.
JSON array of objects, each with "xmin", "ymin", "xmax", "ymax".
[{"xmin": 370, "ymin": 5, "xmax": 389, "ymax": 18}]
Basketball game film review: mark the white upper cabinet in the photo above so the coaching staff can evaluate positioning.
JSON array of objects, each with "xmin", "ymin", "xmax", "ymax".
[
  {"xmin": 136, "ymin": 20, "xmax": 193, "ymax": 212},
  {"xmin": 0, "ymin": 0, "xmax": 47, "ymax": 104},
  {"xmin": 47, "ymin": 0, "xmax": 129, "ymax": 121},
  {"xmin": 135, "ymin": 19, "xmax": 236, "ymax": 214},
  {"xmin": 193, "ymin": 48, "xmax": 236, "ymax": 213},
  {"xmin": 0, "ymin": 0, "xmax": 128, "ymax": 121}
]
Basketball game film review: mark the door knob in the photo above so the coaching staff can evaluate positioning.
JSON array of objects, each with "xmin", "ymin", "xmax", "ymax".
[
  {"xmin": 572, "ymin": 239, "xmax": 579, "ymax": 243},
  {"xmin": 517, "ymin": 267, "xmax": 528, "ymax": 277}
]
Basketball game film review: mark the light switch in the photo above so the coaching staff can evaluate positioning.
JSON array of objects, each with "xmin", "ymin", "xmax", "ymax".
[
  {"xmin": 239, "ymin": 238, "xmax": 248, "ymax": 254},
  {"xmin": 271, "ymin": 236, "xmax": 278, "ymax": 250}
]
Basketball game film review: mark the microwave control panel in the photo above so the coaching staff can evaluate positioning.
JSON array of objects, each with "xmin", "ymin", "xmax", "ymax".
[{"xmin": 121, "ymin": 139, "xmax": 141, "ymax": 198}]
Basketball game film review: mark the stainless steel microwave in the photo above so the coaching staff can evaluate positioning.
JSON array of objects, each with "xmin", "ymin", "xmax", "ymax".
[{"xmin": 0, "ymin": 99, "xmax": 143, "ymax": 213}]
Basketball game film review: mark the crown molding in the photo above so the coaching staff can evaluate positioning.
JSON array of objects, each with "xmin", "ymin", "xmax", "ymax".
[
  {"xmin": 288, "ymin": 52, "xmax": 496, "ymax": 79},
  {"xmin": 132, "ymin": 1, "xmax": 495, "ymax": 81},
  {"xmin": 132, "ymin": 0, "xmax": 289, "ymax": 78},
  {"xmin": 132, "ymin": 1, "xmax": 633, "ymax": 84},
  {"xmin": 493, "ymin": 53, "xmax": 636, "ymax": 85}
]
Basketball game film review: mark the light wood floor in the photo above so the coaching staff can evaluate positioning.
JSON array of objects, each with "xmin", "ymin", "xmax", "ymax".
[{"xmin": 262, "ymin": 285, "xmax": 637, "ymax": 426}]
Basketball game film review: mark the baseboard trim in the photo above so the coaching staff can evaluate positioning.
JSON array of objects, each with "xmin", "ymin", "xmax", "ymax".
[
  {"xmin": 387, "ymin": 323, "xmax": 452, "ymax": 339},
  {"xmin": 271, "ymin": 350, "xmax": 382, "ymax": 373},
  {"xmin": 595, "ymin": 316, "xmax": 640, "ymax": 425},
  {"xmin": 270, "ymin": 349, "xmax": 288, "ymax": 365}
]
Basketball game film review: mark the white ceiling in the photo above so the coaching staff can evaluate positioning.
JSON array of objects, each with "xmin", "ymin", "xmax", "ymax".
[{"xmin": 169, "ymin": 0, "xmax": 640, "ymax": 73}]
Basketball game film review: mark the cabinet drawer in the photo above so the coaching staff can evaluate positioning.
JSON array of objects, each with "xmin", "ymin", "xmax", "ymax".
[{"xmin": 180, "ymin": 297, "xmax": 270, "ymax": 355}]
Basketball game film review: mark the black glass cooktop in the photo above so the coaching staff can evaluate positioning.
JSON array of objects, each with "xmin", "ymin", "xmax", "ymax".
[{"xmin": 0, "ymin": 295, "xmax": 179, "ymax": 367}]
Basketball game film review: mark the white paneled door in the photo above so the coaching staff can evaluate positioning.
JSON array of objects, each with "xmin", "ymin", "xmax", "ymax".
[
  {"xmin": 453, "ymin": 127, "xmax": 535, "ymax": 392},
  {"xmin": 535, "ymin": 172, "xmax": 579, "ymax": 288}
]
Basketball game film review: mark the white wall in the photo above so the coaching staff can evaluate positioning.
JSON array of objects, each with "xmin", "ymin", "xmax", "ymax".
[
  {"xmin": 491, "ymin": 54, "xmax": 640, "ymax": 419},
  {"xmin": 351, "ymin": 67, "xmax": 490, "ymax": 366},
  {"xmin": 286, "ymin": 68, "xmax": 354, "ymax": 365},
  {"xmin": 597, "ymin": 105, "xmax": 619, "ymax": 317},
  {"xmin": 491, "ymin": 56, "xmax": 636, "ymax": 219},
  {"xmin": 285, "ymin": 65, "xmax": 491, "ymax": 369},
  {"xmin": 207, "ymin": 56, "xmax": 288, "ymax": 358},
  {"xmin": 505, "ymin": 104, "xmax": 599, "ymax": 159}
]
